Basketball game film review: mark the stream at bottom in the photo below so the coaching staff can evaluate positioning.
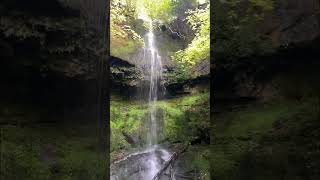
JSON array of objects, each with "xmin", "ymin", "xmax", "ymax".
[
  {"xmin": 110, "ymin": 145, "xmax": 171, "ymax": 180},
  {"xmin": 110, "ymin": 146, "xmax": 200, "ymax": 180}
]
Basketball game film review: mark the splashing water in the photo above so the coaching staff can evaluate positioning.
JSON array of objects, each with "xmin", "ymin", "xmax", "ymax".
[
  {"xmin": 140, "ymin": 20, "xmax": 170, "ymax": 179},
  {"xmin": 145, "ymin": 21, "xmax": 165, "ymax": 146},
  {"xmin": 111, "ymin": 21, "xmax": 171, "ymax": 180}
]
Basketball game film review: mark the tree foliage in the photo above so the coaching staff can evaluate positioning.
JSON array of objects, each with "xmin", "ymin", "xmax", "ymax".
[
  {"xmin": 142, "ymin": 0, "xmax": 174, "ymax": 22},
  {"xmin": 171, "ymin": 0, "xmax": 198, "ymax": 17},
  {"xmin": 172, "ymin": 3, "xmax": 210, "ymax": 67},
  {"xmin": 214, "ymin": 0, "xmax": 274, "ymax": 64},
  {"xmin": 110, "ymin": 0, "xmax": 211, "ymax": 76},
  {"xmin": 110, "ymin": 0, "xmax": 144, "ymax": 60}
]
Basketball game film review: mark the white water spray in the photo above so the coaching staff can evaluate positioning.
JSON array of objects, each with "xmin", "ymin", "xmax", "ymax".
[
  {"xmin": 143, "ymin": 20, "xmax": 169, "ymax": 179},
  {"xmin": 145, "ymin": 21, "xmax": 165, "ymax": 146},
  {"xmin": 111, "ymin": 20, "xmax": 171, "ymax": 180}
]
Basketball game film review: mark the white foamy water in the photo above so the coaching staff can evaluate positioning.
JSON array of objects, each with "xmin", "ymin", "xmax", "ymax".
[{"xmin": 111, "ymin": 21, "xmax": 171, "ymax": 180}]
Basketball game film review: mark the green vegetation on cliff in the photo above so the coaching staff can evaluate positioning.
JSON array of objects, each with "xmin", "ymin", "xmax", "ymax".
[
  {"xmin": 110, "ymin": 90, "xmax": 210, "ymax": 159},
  {"xmin": 110, "ymin": 0, "xmax": 210, "ymax": 78},
  {"xmin": 215, "ymin": 0, "xmax": 275, "ymax": 64},
  {"xmin": 173, "ymin": 3, "xmax": 210, "ymax": 67},
  {"xmin": 212, "ymin": 85, "xmax": 320, "ymax": 180},
  {"xmin": 110, "ymin": 0, "xmax": 144, "ymax": 60},
  {"xmin": 142, "ymin": 0, "xmax": 174, "ymax": 22},
  {"xmin": 157, "ymin": 92, "xmax": 210, "ymax": 143}
]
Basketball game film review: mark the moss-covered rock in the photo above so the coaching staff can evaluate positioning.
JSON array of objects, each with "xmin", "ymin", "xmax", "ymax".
[{"xmin": 212, "ymin": 97, "xmax": 320, "ymax": 180}]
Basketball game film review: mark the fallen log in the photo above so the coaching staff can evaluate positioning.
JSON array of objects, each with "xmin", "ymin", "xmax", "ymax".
[{"xmin": 152, "ymin": 144, "xmax": 189, "ymax": 180}]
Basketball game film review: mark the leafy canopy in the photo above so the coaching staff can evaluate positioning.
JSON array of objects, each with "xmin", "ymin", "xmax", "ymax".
[
  {"xmin": 142, "ymin": 0, "xmax": 174, "ymax": 22},
  {"xmin": 110, "ymin": 0, "xmax": 144, "ymax": 59},
  {"xmin": 214, "ymin": 0, "xmax": 274, "ymax": 63},
  {"xmin": 172, "ymin": 3, "xmax": 210, "ymax": 67}
]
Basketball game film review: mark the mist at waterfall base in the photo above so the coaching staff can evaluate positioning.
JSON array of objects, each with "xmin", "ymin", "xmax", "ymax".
[{"xmin": 110, "ymin": 22, "xmax": 173, "ymax": 180}]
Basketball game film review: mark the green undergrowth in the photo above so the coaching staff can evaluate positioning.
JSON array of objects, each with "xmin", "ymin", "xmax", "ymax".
[
  {"xmin": 212, "ymin": 97, "xmax": 320, "ymax": 180},
  {"xmin": 110, "ymin": 91, "xmax": 210, "ymax": 178},
  {"xmin": 157, "ymin": 92, "xmax": 210, "ymax": 142},
  {"xmin": 0, "ymin": 124, "xmax": 106, "ymax": 180},
  {"xmin": 110, "ymin": 91, "xmax": 210, "ymax": 159},
  {"xmin": 110, "ymin": 97, "xmax": 147, "ymax": 158},
  {"xmin": 176, "ymin": 145, "xmax": 211, "ymax": 179},
  {"xmin": 215, "ymin": 100, "xmax": 302, "ymax": 138}
]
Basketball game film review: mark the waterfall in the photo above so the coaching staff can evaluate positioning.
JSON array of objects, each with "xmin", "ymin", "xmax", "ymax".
[
  {"xmin": 111, "ymin": 21, "xmax": 171, "ymax": 180},
  {"xmin": 144, "ymin": 21, "xmax": 165, "ymax": 146},
  {"xmin": 144, "ymin": 21, "xmax": 167, "ymax": 179}
]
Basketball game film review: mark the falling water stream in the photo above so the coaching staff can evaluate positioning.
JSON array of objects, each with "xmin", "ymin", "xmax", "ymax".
[
  {"xmin": 146, "ymin": 21, "xmax": 164, "ymax": 146},
  {"xmin": 111, "ymin": 21, "xmax": 173, "ymax": 180}
]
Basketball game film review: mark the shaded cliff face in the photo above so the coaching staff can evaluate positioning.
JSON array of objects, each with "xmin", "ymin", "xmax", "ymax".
[
  {"xmin": 110, "ymin": 56, "xmax": 142, "ymax": 97},
  {"xmin": 1, "ymin": 0, "xmax": 320, "ymax": 103},
  {"xmin": 214, "ymin": 0, "xmax": 320, "ymax": 101},
  {"xmin": 213, "ymin": 2, "xmax": 320, "ymax": 179},
  {"xmin": 0, "ymin": 0, "xmax": 207, "ymax": 104},
  {"xmin": 109, "ymin": 55, "xmax": 210, "ymax": 98},
  {"xmin": 2, "ymin": 0, "xmax": 319, "ymax": 86},
  {"xmin": 214, "ymin": 38, "xmax": 320, "ymax": 102},
  {"xmin": 0, "ymin": 2, "xmax": 108, "ymax": 179},
  {"xmin": 261, "ymin": 0, "xmax": 320, "ymax": 46},
  {"xmin": 215, "ymin": 0, "xmax": 320, "ymax": 60},
  {"xmin": 0, "ymin": 0, "xmax": 107, "ymax": 80},
  {"xmin": 0, "ymin": 0, "xmax": 108, "ymax": 122}
]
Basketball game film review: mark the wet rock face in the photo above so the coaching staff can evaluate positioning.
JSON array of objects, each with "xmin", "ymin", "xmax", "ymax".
[
  {"xmin": 192, "ymin": 59, "xmax": 210, "ymax": 76},
  {"xmin": 262, "ymin": 0, "xmax": 320, "ymax": 46},
  {"xmin": 111, "ymin": 148, "xmax": 171, "ymax": 180},
  {"xmin": 110, "ymin": 56, "xmax": 142, "ymax": 89}
]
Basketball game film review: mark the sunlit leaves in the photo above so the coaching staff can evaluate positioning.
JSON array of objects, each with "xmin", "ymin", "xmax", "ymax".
[
  {"xmin": 143, "ymin": 0, "xmax": 174, "ymax": 22},
  {"xmin": 172, "ymin": 4, "xmax": 210, "ymax": 67},
  {"xmin": 111, "ymin": 0, "xmax": 144, "ymax": 59}
]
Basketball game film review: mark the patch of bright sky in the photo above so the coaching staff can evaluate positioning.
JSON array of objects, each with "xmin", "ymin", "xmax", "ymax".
[
  {"xmin": 197, "ymin": 0, "xmax": 208, "ymax": 4},
  {"xmin": 137, "ymin": 5, "xmax": 151, "ymax": 22},
  {"xmin": 136, "ymin": 0, "xmax": 156, "ymax": 31},
  {"xmin": 136, "ymin": 0, "xmax": 209, "ymax": 23}
]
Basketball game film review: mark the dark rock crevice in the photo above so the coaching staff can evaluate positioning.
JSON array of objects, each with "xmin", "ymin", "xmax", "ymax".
[
  {"xmin": 214, "ymin": 38, "xmax": 320, "ymax": 102},
  {"xmin": 0, "ymin": 0, "xmax": 105, "ymax": 123}
]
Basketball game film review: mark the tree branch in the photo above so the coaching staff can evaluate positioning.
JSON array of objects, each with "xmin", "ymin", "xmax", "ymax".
[{"xmin": 152, "ymin": 144, "xmax": 189, "ymax": 180}]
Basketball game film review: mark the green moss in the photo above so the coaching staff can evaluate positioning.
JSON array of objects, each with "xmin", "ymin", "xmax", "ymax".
[
  {"xmin": 110, "ymin": 97, "xmax": 148, "ymax": 152},
  {"xmin": 0, "ymin": 125, "xmax": 106, "ymax": 180},
  {"xmin": 177, "ymin": 145, "xmax": 210, "ymax": 179},
  {"xmin": 216, "ymin": 102, "xmax": 299, "ymax": 137},
  {"xmin": 110, "ymin": 91, "xmax": 210, "ymax": 151},
  {"xmin": 212, "ymin": 98, "xmax": 320, "ymax": 180},
  {"xmin": 156, "ymin": 91, "xmax": 210, "ymax": 142}
]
